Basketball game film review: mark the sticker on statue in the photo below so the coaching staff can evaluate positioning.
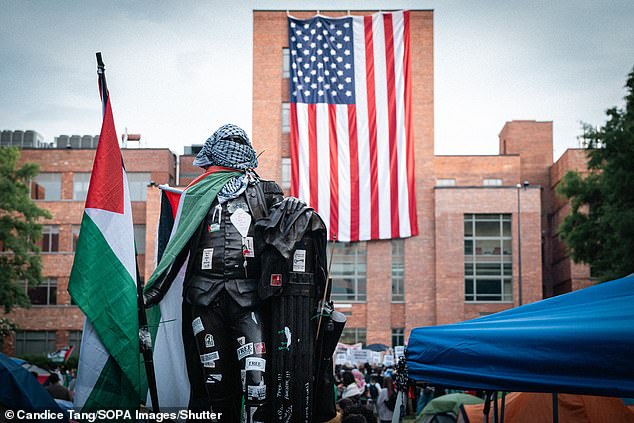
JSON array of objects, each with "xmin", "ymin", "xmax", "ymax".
[
  {"xmin": 270, "ymin": 274, "xmax": 282, "ymax": 287},
  {"xmin": 237, "ymin": 342, "xmax": 255, "ymax": 360},
  {"xmin": 293, "ymin": 249, "xmax": 306, "ymax": 272},
  {"xmin": 254, "ymin": 342, "xmax": 266, "ymax": 354},
  {"xmin": 205, "ymin": 334, "xmax": 215, "ymax": 348},
  {"xmin": 201, "ymin": 248, "xmax": 213, "ymax": 270},
  {"xmin": 230, "ymin": 208, "xmax": 252, "ymax": 238},
  {"xmin": 192, "ymin": 317, "xmax": 204, "ymax": 336}
]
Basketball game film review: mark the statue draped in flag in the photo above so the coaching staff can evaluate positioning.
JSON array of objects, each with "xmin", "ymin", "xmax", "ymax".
[{"xmin": 145, "ymin": 124, "xmax": 345, "ymax": 422}]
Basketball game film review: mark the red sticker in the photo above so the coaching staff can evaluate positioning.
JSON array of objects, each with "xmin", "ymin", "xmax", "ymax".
[
  {"xmin": 254, "ymin": 342, "xmax": 266, "ymax": 354},
  {"xmin": 270, "ymin": 274, "xmax": 282, "ymax": 287}
]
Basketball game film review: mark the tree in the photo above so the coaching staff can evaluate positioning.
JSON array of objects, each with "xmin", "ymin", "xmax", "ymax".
[
  {"xmin": 0, "ymin": 147, "xmax": 52, "ymax": 312},
  {"xmin": 558, "ymin": 67, "xmax": 634, "ymax": 281}
]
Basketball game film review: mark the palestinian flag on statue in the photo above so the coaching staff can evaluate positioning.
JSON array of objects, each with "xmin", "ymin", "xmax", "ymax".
[
  {"xmin": 145, "ymin": 168, "xmax": 238, "ymax": 407},
  {"xmin": 155, "ymin": 185, "xmax": 182, "ymax": 265},
  {"xmin": 68, "ymin": 65, "xmax": 144, "ymax": 410}
]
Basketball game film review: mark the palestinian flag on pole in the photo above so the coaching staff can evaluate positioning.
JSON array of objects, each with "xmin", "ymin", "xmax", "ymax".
[{"xmin": 68, "ymin": 56, "xmax": 144, "ymax": 410}]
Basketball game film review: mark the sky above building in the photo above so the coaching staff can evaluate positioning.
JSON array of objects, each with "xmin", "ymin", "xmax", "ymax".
[{"xmin": 1, "ymin": 0, "xmax": 633, "ymax": 160}]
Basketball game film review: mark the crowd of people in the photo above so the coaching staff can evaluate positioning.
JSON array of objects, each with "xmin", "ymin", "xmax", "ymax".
[
  {"xmin": 32, "ymin": 361, "xmax": 452, "ymax": 421},
  {"xmin": 330, "ymin": 363, "xmax": 449, "ymax": 423}
]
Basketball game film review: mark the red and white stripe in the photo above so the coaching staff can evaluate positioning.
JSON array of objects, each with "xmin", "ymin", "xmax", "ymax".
[{"xmin": 290, "ymin": 11, "xmax": 418, "ymax": 242}]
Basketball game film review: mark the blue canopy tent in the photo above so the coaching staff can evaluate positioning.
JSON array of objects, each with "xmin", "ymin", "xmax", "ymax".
[
  {"xmin": 406, "ymin": 274, "xmax": 634, "ymax": 398},
  {"xmin": 0, "ymin": 353, "xmax": 66, "ymax": 414}
]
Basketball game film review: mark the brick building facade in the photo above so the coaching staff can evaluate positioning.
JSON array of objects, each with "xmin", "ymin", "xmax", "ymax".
[
  {"xmin": 2, "ymin": 148, "xmax": 176, "ymax": 356},
  {"xmin": 1, "ymin": 9, "xmax": 592, "ymax": 356}
]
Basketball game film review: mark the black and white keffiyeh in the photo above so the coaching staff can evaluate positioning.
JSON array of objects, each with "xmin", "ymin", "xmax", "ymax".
[{"xmin": 193, "ymin": 124, "xmax": 259, "ymax": 203}]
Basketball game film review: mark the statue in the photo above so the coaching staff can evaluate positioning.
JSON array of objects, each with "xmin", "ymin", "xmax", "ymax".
[{"xmin": 144, "ymin": 124, "xmax": 344, "ymax": 422}]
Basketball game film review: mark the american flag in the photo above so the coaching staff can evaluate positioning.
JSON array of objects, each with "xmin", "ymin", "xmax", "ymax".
[{"xmin": 288, "ymin": 11, "xmax": 418, "ymax": 242}]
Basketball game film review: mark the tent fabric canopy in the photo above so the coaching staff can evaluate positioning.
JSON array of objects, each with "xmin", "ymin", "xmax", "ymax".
[{"xmin": 406, "ymin": 274, "xmax": 634, "ymax": 397}]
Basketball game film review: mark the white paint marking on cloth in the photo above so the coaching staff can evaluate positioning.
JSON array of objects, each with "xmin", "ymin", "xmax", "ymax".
[
  {"xmin": 284, "ymin": 327, "xmax": 292, "ymax": 348},
  {"xmin": 206, "ymin": 374, "xmax": 223, "ymax": 384}
]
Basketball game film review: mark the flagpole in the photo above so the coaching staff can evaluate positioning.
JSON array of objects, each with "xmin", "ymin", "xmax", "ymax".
[
  {"xmin": 96, "ymin": 52, "xmax": 108, "ymax": 115},
  {"xmin": 136, "ymin": 263, "xmax": 161, "ymax": 412},
  {"xmin": 158, "ymin": 184, "xmax": 183, "ymax": 194},
  {"xmin": 95, "ymin": 52, "xmax": 160, "ymax": 412}
]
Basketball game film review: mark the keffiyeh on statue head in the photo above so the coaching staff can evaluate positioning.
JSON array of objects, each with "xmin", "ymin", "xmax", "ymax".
[
  {"xmin": 193, "ymin": 123, "xmax": 258, "ymax": 170},
  {"xmin": 193, "ymin": 124, "xmax": 259, "ymax": 203}
]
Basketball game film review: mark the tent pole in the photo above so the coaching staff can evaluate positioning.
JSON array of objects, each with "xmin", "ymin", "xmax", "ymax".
[
  {"xmin": 483, "ymin": 391, "xmax": 491, "ymax": 423},
  {"xmin": 500, "ymin": 392, "xmax": 506, "ymax": 423},
  {"xmin": 493, "ymin": 391, "xmax": 498, "ymax": 423},
  {"xmin": 552, "ymin": 393, "xmax": 559, "ymax": 423}
]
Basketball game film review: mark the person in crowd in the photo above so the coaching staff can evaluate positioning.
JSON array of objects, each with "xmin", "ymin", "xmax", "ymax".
[
  {"xmin": 368, "ymin": 374, "xmax": 383, "ymax": 413},
  {"xmin": 45, "ymin": 373, "xmax": 72, "ymax": 401},
  {"xmin": 341, "ymin": 371, "xmax": 364, "ymax": 402},
  {"xmin": 341, "ymin": 404, "xmax": 375, "ymax": 422},
  {"xmin": 351, "ymin": 368, "xmax": 368, "ymax": 404},
  {"xmin": 376, "ymin": 376, "xmax": 396, "ymax": 423}
]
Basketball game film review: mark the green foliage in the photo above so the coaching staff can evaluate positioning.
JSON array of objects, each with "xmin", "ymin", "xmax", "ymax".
[
  {"xmin": 557, "ymin": 67, "xmax": 634, "ymax": 281},
  {"xmin": 0, "ymin": 147, "xmax": 52, "ymax": 312},
  {"xmin": 0, "ymin": 317, "xmax": 18, "ymax": 337}
]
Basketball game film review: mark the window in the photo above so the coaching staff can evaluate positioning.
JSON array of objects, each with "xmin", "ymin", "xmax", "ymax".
[
  {"xmin": 282, "ymin": 103, "xmax": 290, "ymax": 134},
  {"xmin": 14, "ymin": 331, "xmax": 56, "ymax": 356},
  {"xmin": 436, "ymin": 178, "xmax": 456, "ymax": 187},
  {"xmin": 330, "ymin": 242, "xmax": 367, "ymax": 302},
  {"xmin": 31, "ymin": 173, "xmax": 61, "ymax": 200},
  {"xmin": 73, "ymin": 173, "xmax": 91, "ymax": 201},
  {"xmin": 41, "ymin": 225, "xmax": 59, "ymax": 253},
  {"xmin": 282, "ymin": 48, "xmax": 290, "ymax": 78},
  {"xmin": 391, "ymin": 239, "xmax": 405, "ymax": 302},
  {"xmin": 134, "ymin": 225, "xmax": 146, "ymax": 254},
  {"xmin": 68, "ymin": 330, "xmax": 82, "ymax": 357},
  {"xmin": 339, "ymin": 328, "xmax": 367, "ymax": 346},
  {"xmin": 28, "ymin": 278, "xmax": 57, "ymax": 305},
  {"xmin": 464, "ymin": 214, "xmax": 512, "ymax": 302},
  {"xmin": 72, "ymin": 225, "xmax": 81, "ymax": 252},
  {"xmin": 281, "ymin": 157, "xmax": 291, "ymax": 190},
  {"xmin": 127, "ymin": 172, "xmax": 151, "ymax": 201},
  {"xmin": 483, "ymin": 178, "xmax": 503, "ymax": 186},
  {"xmin": 392, "ymin": 328, "xmax": 405, "ymax": 347}
]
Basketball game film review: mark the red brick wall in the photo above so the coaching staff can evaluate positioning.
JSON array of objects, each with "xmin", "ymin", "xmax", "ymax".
[
  {"xmin": 549, "ymin": 149, "xmax": 592, "ymax": 295},
  {"xmin": 179, "ymin": 155, "xmax": 203, "ymax": 186},
  {"xmin": 434, "ymin": 155, "xmax": 520, "ymax": 186},
  {"xmin": 499, "ymin": 121, "xmax": 554, "ymax": 296},
  {"xmin": 434, "ymin": 187, "xmax": 543, "ymax": 323},
  {"xmin": 404, "ymin": 11, "xmax": 436, "ymax": 342}
]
